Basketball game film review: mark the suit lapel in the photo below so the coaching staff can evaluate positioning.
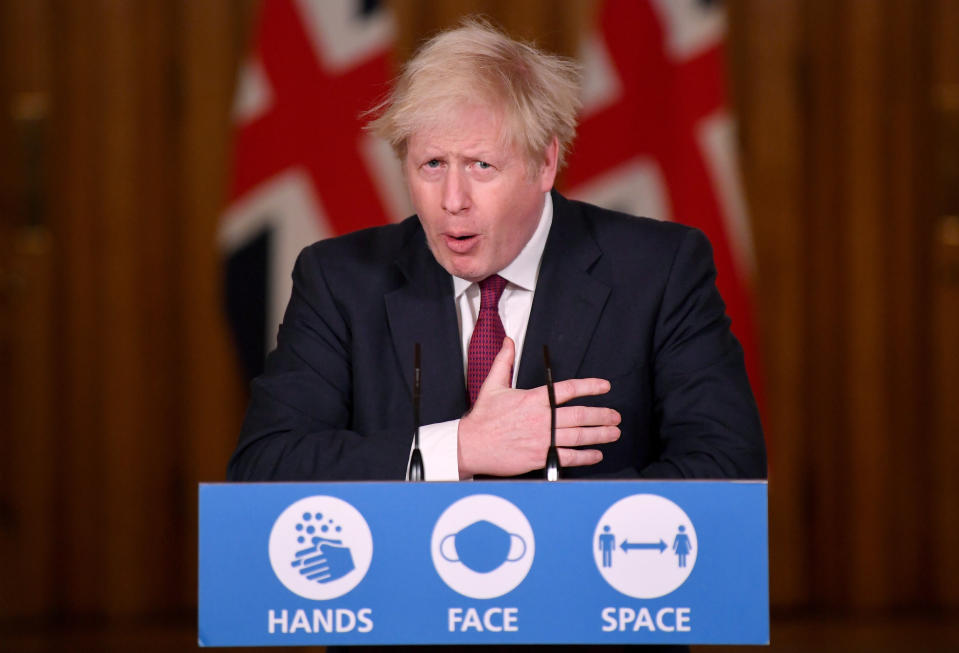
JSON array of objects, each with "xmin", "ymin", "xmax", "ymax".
[
  {"xmin": 518, "ymin": 192, "xmax": 610, "ymax": 388},
  {"xmin": 385, "ymin": 228, "xmax": 468, "ymax": 423}
]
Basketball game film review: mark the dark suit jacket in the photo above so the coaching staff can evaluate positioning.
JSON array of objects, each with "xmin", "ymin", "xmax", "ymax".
[{"xmin": 227, "ymin": 191, "xmax": 765, "ymax": 482}]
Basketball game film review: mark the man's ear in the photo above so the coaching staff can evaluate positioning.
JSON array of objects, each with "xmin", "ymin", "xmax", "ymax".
[{"xmin": 538, "ymin": 137, "xmax": 560, "ymax": 191}]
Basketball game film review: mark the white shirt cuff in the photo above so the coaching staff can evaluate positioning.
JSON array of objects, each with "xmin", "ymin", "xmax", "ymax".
[{"xmin": 408, "ymin": 419, "xmax": 461, "ymax": 481}]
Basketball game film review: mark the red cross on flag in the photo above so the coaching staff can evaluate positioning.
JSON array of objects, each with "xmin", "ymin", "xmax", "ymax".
[
  {"xmin": 219, "ymin": 0, "xmax": 406, "ymax": 378},
  {"xmin": 562, "ymin": 0, "xmax": 763, "ymax": 406}
]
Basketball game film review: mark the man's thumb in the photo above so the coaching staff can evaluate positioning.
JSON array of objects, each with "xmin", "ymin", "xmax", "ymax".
[{"xmin": 482, "ymin": 337, "xmax": 515, "ymax": 390}]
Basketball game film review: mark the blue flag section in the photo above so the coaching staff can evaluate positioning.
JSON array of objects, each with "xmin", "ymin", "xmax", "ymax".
[{"xmin": 198, "ymin": 481, "xmax": 768, "ymax": 647}]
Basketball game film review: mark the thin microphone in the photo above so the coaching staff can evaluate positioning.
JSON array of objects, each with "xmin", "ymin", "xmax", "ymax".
[
  {"xmin": 409, "ymin": 343, "xmax": 425, "ymax": 481},
  {"xmin": 543, "ymin": 346, "xmax": 560, "ymax": 481}
]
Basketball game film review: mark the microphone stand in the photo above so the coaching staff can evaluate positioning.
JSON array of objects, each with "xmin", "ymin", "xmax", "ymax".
[
  {"xmin": 409, "ymin": 343, "xmax": 425, "ymax": 481},
  {"xmin": 543, "ymin": 346, "xmax": 561, "ymax": 481}
]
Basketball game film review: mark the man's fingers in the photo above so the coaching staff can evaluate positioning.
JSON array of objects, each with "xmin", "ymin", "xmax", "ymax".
[
  {"xmin": 554, "ymin": 425, "xmax": 621, "ymax": 448},
  {"xmin": 480, "ymin": 337, "xmax": 515, "ymax": 392},
  {"xmin": 555, "ymin": 405, "xmax": 621, "ymax": 429},
  {"xmin": 551, "ymin": 377, "xmax": 612, "ymax": 404},
  {"xmin": 557, "ymin": 448, "xmax": 603, "ymax": 468}
]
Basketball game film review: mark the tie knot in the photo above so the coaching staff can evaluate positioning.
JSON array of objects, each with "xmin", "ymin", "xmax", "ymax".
[{"xmin": 478, "ymin": 275, "xmax": 508, "ymax": 310}]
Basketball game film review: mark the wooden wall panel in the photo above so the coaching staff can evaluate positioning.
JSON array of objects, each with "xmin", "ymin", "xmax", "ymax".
[
  {"xmin": 778, "ymin": 0, "xmax": 941, "ymax": 610},
  {"xmin": 0, "ymin": 0, "xmax": 59, "ymax": 621},
  {"xmin": 97, "ymin": 0, "xmax": 171, "ymax": 614},
  {"xmin": 726, "ymin": 0, "xmax": 808, "ymax": 608},
  {"xmin": 800, "ymin": 0, "xmax": 850, "ymax": 609},
  {"xmin": 1, "ymin": 0, "xmax": 252, "ymax": 620},
  {"xmin": 931, "ymin": 0, "xmax": 959, "ymax": 610},
  {"xmin": 843, "ymin": 0, "xmax": 890, "ymax": 608},
  {"xmin": 881, "ymin": 0, "xmax": 931, "ymax": 606},
  {"xmin": 53, "ymin": 0, "xmax": 109, "ymax": 615},
  {"xmin": 176, "ymin": 0, "xmax": 256, "ymax": 609},
  {"xmin": 730, "ymin": 0, "xmax": 948, "ymax": 612}
]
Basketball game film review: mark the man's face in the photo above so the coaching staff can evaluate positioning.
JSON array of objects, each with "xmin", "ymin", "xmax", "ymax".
[{"xmin": 404, "ymin": 104, "xmax": 558, "ymax": 282}]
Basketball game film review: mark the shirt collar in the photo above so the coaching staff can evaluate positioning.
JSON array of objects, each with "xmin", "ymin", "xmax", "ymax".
[{"xmin": 452, "ymin": 192, "xmax": 553, "ymax": 298}]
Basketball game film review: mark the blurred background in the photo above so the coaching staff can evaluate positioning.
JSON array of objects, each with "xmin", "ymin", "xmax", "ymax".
[{"xmin": 1, "ymin": 0, "xmax": 958, "ymax": 651}]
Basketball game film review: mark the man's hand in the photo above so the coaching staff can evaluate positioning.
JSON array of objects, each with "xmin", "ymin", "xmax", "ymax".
[{"xmin": 457, "ymin": 337, "xmax": 621, "ymax": 478}]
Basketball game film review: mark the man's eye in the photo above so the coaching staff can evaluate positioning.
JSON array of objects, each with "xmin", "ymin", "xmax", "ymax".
[
  {"xmin": 475, "ymin": 161, "xmax": 492, "ymax": 169},
  {"xmin": 425, "ymin": 159, "xmax": 441, "ymax": 168}
]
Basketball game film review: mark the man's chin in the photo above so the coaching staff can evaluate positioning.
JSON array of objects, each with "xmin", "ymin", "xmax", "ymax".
[
  {"xmin": 452, "ymin": 269, "xmax": 487, "ymax": 283},
  {"xmin": 444, "ymin": 260, "xmax": 488, "ymax": 283}
]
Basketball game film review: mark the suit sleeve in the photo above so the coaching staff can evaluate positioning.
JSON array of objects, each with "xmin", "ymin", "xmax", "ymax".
[
  {"xmin": 639, "ymin": 228, "xmax": 767, "ymax": 479},
  {"xmin": 226, "ymin": 248, "xmax": 411, "ymax": 481}
]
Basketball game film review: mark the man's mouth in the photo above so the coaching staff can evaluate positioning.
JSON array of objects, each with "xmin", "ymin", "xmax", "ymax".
[{"xmin": 444, "ymin": 233, "xmax": 479, "ymax": 253}]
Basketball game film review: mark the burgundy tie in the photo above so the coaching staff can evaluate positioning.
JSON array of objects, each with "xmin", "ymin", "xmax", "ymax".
[{"xmin": 466, "ymin": 275, "xmax": 508, "ymax": 406}]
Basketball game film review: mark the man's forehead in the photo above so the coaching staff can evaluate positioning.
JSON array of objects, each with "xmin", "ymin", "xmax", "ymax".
[
  {"xmin": 411, "ymin": 129, "xmax": 504, "ymax": 154},
  {"xmin": 407, "ymin": 103, "xmax": 513, "ymax": 152}
]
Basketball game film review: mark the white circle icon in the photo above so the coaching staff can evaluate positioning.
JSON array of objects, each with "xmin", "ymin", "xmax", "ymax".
[
  {"xmin": 431, "ymin": 494, "xmax": 534, "ymax": 599},
  {"xmin": 593, "ymin": 494, "xmax": 697, "ymax": 599},
  {"xmin": 268, "ymin": 496, "xmax": 373, "ymax": 600}
]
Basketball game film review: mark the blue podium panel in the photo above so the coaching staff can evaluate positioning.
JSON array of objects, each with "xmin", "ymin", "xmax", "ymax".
[{"xmin": 199, "ymin": 480, "xmax": 767, "ymax": 647}]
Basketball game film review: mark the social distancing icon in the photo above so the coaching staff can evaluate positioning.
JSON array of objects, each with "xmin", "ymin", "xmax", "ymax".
[{"xmin": 593, "ymin": 494, "xmax": 697, "ymax": 599}]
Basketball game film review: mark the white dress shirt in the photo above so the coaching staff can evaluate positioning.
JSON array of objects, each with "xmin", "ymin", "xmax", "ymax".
[{"xmin": 411, "ymin": 192, "xmax": 553, "ymax": 480}]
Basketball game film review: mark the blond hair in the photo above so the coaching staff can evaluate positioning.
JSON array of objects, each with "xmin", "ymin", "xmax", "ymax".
[{"xmin": 365, "ymin": 18, "xmax": 582, "ymax": 171}]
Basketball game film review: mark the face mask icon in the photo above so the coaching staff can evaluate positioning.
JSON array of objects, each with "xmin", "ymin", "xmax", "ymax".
[{"xmin": 440, "ymin": 519, "xmax": 527, "ymax": 573}]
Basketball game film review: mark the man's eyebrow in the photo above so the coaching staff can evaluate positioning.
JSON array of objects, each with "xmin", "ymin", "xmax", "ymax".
[{"xmin": 461, "ymin": 148, "xmax": 499, "ymax": 160}]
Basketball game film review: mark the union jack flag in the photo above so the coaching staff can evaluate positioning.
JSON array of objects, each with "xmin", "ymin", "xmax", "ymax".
[
  {"xmin": 563, "ymin": 0, "xmax": 763, "ymax": 404},
  {"xmin": 219, "ymin": 0, "xmax": 405, "ymax": 379}
]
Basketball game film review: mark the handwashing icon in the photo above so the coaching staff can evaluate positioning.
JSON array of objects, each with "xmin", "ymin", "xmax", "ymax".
[{"xmin": 440, "ymin": 519, "xmax": 527, "ymax": 573}]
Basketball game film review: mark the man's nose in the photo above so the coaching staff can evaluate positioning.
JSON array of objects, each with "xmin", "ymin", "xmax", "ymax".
[{"xmin": 441, "ymin": 167, "xmax": 470, "ymax": 215}]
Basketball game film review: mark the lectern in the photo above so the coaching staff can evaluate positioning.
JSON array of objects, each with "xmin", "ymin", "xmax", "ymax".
[{"xmin": 199, "ymin": 480, "xmax": 767, "ymax": 646}]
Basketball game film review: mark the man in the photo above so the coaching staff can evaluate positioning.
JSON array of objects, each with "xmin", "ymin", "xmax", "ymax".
[{"xmin": 227, "ymin": 20, "xmax": 765, "ymax": 484}]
